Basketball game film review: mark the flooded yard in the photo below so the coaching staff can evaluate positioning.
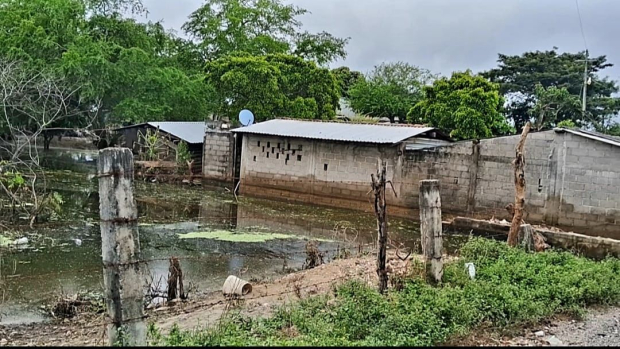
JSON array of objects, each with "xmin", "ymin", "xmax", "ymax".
[{"xmin": 0, "ymin": 148, "xmax": 469, "ymax": 325}]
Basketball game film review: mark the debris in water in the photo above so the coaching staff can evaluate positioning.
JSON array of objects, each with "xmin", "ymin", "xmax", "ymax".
[
  {"xmin": 14, "ymin": 237, "xmax": 28, "ymax": 245},
  {"xmin": 177, "ymin": 230, "xmax": 332, "ymax": 243},
  {"xmin": 73, "ymin": 238, "xmax": 82, "ymax": 246}
]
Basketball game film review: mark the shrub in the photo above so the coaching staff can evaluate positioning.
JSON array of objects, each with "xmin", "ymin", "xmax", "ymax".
[{"xmin": 153, "ymin": 238, "xmax": 620, "ymax": 346}]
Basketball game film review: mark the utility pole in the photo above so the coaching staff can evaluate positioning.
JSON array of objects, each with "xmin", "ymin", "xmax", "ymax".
[{"xmin": 582, "ymin": 49, "xmax": 588, "ymax": 117}]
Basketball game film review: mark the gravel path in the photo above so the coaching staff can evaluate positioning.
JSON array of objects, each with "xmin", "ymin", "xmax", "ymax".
[{"xmin": 511, "ymin": 307, "xmax": 620, "ymax": 346}]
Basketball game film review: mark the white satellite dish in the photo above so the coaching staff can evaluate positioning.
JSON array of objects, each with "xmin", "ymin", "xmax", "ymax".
[{"xmin": 239, "ymin": 109, "xmax": 255, "ymax": 127}]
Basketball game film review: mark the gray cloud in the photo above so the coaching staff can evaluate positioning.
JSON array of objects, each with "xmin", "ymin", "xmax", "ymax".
[{"xmin": 141, "ymin": 0, "xmax": 620, "ymax": 81}]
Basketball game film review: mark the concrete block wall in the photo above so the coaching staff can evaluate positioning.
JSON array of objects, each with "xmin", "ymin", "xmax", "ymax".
[
  {"xmin": 237, "ymin": 130, "xmax": 620, "ymax": 238},
  {"xmin": 202, "ymin": 131, "xmax": 235, "ymax": 182},
  {"xmin": 239, "ymin": 134, "xmax": 403, "ymax": 207}
]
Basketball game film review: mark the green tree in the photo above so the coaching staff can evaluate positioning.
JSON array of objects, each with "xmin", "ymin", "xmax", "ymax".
[
  {"xmin": 0, "ymin": 0, "xmax": 215, "ymax": 128},
  {"xmin": 348, "ymin": 62, "xmax": 435, "ymax": 123},
  {"xmin": 408, "ymin": 71, "xmax": 513, "ymax": 140},
  {"xmin": 483, "ymin": 48, "xmax": 620, "ymax": 133},
  {"xmin": 205, "ymin": 53, "xmax": 340, "ymax": 122},
  {"xmin": 531, "ymin": 84, "xmax": 581, "ymax": 131},
  {"xmin": 182, "ymin": 0, "xmax": 348, "ymax": 65},
  {"xmin": 331, "ymin": 66, "xmax": 364, "ymax": 99}
]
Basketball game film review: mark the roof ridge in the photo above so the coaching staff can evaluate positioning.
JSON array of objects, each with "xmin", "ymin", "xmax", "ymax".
[{"xmin": 272, "ymin": 117, "xmax": 429, "ymax": 128}]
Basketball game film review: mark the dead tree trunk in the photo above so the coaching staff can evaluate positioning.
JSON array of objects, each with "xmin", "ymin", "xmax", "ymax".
[
  {"xmin": 167, "ymin": 257, "xmax": 185, "ymax": 301},
  {"xmin": 371, "ymin": 161, "xmax": 389, "ymax": 294},
  {"xmin": 508, "ymin": 122, "xmax": 531, "ymax": 247}
]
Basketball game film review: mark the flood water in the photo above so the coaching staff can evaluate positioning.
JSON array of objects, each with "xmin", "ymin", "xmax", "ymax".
[{"xmin": 0, "ymin": 148, "xmax": 469, "ymax": 325}]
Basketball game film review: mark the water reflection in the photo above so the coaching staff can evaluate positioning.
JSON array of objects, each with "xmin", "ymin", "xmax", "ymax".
[{"xmin": 1, "ymin": 148, "xmax": 469, "ymax": 326}]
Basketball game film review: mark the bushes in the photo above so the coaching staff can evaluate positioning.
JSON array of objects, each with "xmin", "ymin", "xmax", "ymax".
[{"xmin": 152, "ymin": 238, "xmax": 620, "ymax": 346}]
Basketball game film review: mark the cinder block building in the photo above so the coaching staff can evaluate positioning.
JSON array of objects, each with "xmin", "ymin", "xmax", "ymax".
[
  {"xmin": 203, "ymin": 119, "xmax": 620, "ymax": 238},
  {"xmin": 230, "ymin": 119, "xmax": 451, "ymax": 212}
]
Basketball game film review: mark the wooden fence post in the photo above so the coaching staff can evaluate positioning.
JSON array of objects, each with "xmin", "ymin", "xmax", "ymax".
[
  {"xmin": 98, "ymin": 148, "xmax": 146, "ymax": 346},
  {"xmin": 419, "ymin": 180, "xmax": 443, "ymax": 284}
]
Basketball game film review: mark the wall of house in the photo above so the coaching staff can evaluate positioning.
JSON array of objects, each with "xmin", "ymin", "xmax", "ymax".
[
  {"xmin": 202, "ymin": 130, "xmax": 235, "ymax": 183},
  {"xmin": 237, "ymin": 131, "xmax": 620, "ymax": 238},
  {"xmin": 239, "ymin": 134, "xmax": 407, "ymax": 214}
]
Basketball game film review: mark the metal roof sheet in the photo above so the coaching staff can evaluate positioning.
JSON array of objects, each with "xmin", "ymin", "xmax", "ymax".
[
  {"xmin": 147, "ymin": 122, "xmax": 206, "ymax": 144},
  {"xmin": 554, "ymin": 127, "xmax": 620, "ymax": 148},
  {"xmin": 232, "ymin": 119, "xmax": 441, "ymax": 144}
]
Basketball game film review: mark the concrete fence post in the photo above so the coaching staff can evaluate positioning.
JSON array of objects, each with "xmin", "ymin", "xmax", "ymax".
[
  {"xmin": 97, "ymin": 148, "xmax": 146, "ymax": 346},
  {"xmin": 419, "ymin": 179, "xmax": 443, "ymax": 284}
]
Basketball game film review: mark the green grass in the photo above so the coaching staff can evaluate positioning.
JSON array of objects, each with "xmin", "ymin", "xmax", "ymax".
[{"xmin": 149, "ymin": 238, "xmax": 620, "ymax": 346}]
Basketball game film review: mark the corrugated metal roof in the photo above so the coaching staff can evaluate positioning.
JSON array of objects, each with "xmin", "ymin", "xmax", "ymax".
[
  {"xmin": 147, "ymin": 122, "xmax": 206, "ymax": 144},
  {"xmin": 232, "ymin": 119, "xmax": 443, "ymax": 144},
  {"xmin": 554, "ymin": 127, "xmax": 620, "ymax": 148}
]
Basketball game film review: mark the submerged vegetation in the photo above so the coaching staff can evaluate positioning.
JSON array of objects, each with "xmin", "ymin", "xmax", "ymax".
[
  {"xmin": 177, "ymin": 230, "xmax": 333, "ymax": 243},
  {"xmin": 149, "ymin": 238, "xmax": 620, "ymax": 346}
]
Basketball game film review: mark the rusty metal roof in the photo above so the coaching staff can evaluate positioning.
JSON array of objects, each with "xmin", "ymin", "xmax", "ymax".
[
  {"xmin": 232, "ymin": 119, "xmax": 447, "ymax": 144},
  {"xmin": 146, "ymin": 122, "xmax": 206, "ymax": 144}
]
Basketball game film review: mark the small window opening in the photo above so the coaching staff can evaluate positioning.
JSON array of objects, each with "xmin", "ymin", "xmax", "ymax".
[
  {"xmin": 253, "ymin": 156, "xmax": 256, "ymax": 162},
  {"xmin": 277, "ymin": 143, "xmax": 281, "ymax": 149},
  {"xmin": 298, "ymin": 145, "xmax": 303, "ymax": 151},
  {"xmin": 538, "ymin": 178, "xmax": 543, "ymax": 193},
  {"xmin": 324, "ymin": 164, "xmax": 328, "ymax": 171},
  {"xmin": 297, "ymin": 155, "xmax": 302, "ymax": 161},
  {"xmin": 276, "ymin": 153, "xmax": 280, "ymax": 159},
  {"xmin": 262, "ymin": 146, "xmax": 265, "ymax": 152},
  {"xmin": 267, "ymin": 142, "xmax": 270, "ymax": 148},
  {"xmin": 267, "ymin": 152, "xmax": 270, "ymax": 158},
  {"xmin": 272, "ymin": 147, "xmax": 275, "ymax": 153},
  {"xmin": 286, "ymin": 154, "xmax": 290, "ymax": 161},
  {"xmin": 287, "ymin": 143, "xmax": 291, "ymax": 150},
  {"xmin": 257, "ymin": 141, "xmax": 261, "ymax": 147}
]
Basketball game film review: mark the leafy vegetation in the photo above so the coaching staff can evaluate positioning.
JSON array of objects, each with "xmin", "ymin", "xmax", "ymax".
[
  {"xmin": 348, "ymin": 62, "xmax": 435, "ymax": 123},
  {"xmin": 408, "ymin": 71, "xmax": 513, "ymax": 140},
  {"xmin": 205, "ymin": 54, "xmax": 340, "ymax": 122},
  {"xmin": 483, "ymin": 49, "xmax": 620, "ymax": 134},
  {"xmin": 149, "ymin": 238, "xmax": 620, "ymax": 346}
]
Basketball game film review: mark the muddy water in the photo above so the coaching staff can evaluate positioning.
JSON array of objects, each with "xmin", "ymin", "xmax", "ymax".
[{"xmin": 0, "ymin": 148, "xmax": 469, "ymax": 325}]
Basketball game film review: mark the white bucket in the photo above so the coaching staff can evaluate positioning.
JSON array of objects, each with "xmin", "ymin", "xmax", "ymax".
[{"xmin": 222, "ymin": 275, "xmax": 252, "ymax": 296}]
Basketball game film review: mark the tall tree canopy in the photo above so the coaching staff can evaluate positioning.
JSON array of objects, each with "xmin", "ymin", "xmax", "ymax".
[
  {"xmin": 205, "ymin": 54, "xmax": 340, "ymax": 122},
  {"xmin": 482, "ymin": 49, "xmax": 620, "ymax": 133},
  {"xmin": 348, "ymin": 62, "xmax": 435, "ymax": 123},
  {"xmin": 408, "ymin": 71, "xmax": 513, "ymax": 140},
  {"xmin": 182, "ymin": 0, "xmax": 348, "ymax": 65},
  {"xmin": 0, "ymin": 0, "xmax": 215, "ymax": 128},
  {"xmin": 331, "ymin": 66, "xmax": 364, "ymax": 99}
]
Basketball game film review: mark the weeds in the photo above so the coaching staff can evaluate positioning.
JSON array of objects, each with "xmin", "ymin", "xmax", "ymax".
[{"xmin": 152, "ymin": 238, "xmax": 620, "ymax": 346}]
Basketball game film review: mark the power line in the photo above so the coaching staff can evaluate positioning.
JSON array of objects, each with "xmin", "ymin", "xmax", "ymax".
[{"xmin": 575, "ymin": 0, "xmax": 588, "ymax": 51}]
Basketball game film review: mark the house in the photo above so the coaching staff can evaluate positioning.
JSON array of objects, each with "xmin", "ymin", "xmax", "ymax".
[
  {"xmin": 114, "ymin": 121, "xmax": 208, "ymax": 174},
  {"xmin": 229, "ymin": 118, "xmax": 451, "ymax": 209}
]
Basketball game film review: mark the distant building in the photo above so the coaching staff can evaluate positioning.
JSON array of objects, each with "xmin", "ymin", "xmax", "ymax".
[{"xmin": 114, "ymin": 121, "xmax": 208, "ymax": 173}]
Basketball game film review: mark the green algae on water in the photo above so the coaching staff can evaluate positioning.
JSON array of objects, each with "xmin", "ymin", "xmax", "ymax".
[{"xmin": 177, "ymin": 230, "xmax": 333, "ymax": 243}]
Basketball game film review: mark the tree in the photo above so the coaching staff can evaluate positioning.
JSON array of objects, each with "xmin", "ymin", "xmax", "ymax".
[
  {"xmin": 182, "ymin": 0, "xmax": 348, "ymax": 65},
  {"xmin": 483, "ymin": 49, "xmax": 620, "ymax": 133},
  {"xmin": 348, "ymin": 62, "xmax": 435, "ymax": 123},
  {"xmin": 0, "ymin": 0, "xmax": 216, "ymax": 129},
  {"xmin": 531, "ymin": 84, "xmax": 581, "ymax": 131},
  {"xmin": 205, "ymin": 54, "xmax": 340, "ymax": 122},
  {"xmin": 331, "ymin": 66, "xmax": 364, "ymax": 99},
  {"xmin": 0, "ymin": 60, "xmax": 85, "ymax": 225},
  {"xmin": 408, "ymin": 71, "xmax": 513, "ymax": 140}
]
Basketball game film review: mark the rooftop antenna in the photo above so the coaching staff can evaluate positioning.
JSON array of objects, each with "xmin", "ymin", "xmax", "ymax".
[{"xmin": 239, "ymin": 109, "xmax": 255, "ymax": 127}]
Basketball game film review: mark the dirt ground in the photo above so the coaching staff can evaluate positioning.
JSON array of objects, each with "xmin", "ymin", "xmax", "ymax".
[
  {"xmin": 1, "ymin": 252, "xmax": 617, "ymax": 347},
  {"xmin": 0, "ymin": 253, "xmax": 405, "ymax": 346}
]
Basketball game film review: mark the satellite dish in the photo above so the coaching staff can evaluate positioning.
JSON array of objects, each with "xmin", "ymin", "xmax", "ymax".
[{"xmin": 239, "ymin": 109, "xmax": 255, "ymax": 126}]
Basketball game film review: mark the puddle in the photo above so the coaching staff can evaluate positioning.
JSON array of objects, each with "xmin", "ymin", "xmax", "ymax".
[{"xmin": 0, "ymin": 148, "xmax": 471, "ymax": 325}]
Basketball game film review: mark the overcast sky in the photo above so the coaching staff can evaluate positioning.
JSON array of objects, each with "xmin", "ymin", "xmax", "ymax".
[{"xmin": 141, "ymin": 0, "xmax": 620, "ymax": 81}]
